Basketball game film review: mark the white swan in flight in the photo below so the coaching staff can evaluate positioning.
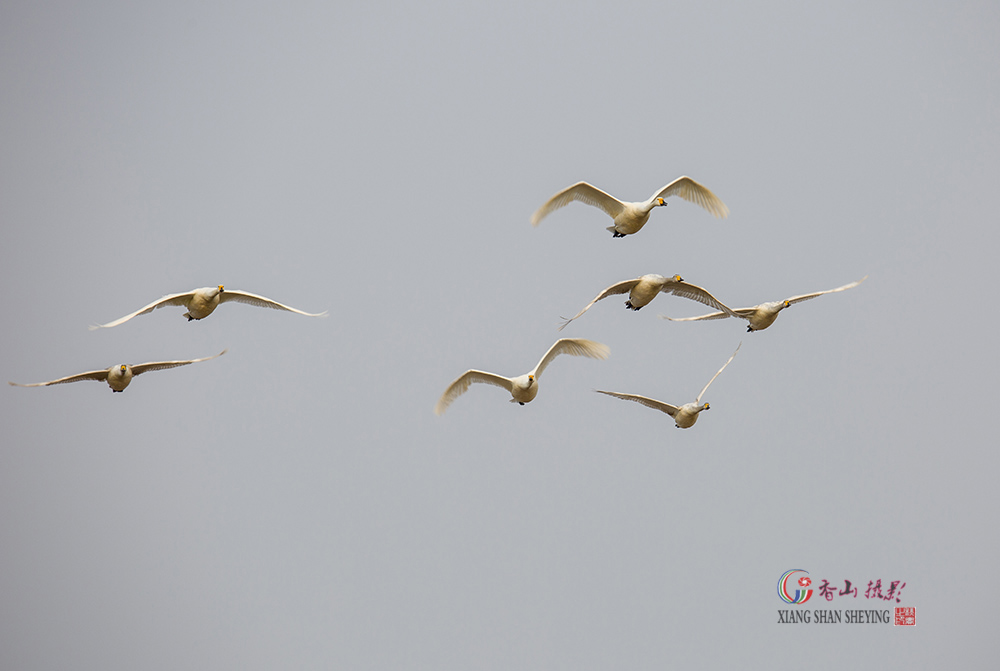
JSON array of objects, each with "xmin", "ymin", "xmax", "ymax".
[
  {"xmin": 558, "ymin": 274, "xmax": 738, "ymax": 331},
  {"xmin": 595, "ymin": 343, "xmax": 740, "ymax": 429},
  {"xmin": 9, "ymin": 349, "xmax": 227, "ymax": 393},
  {"xmin": 530, "ymin": 176, "xmax": 728, "ymax": 237},
  {"xmin": 435, "ymin": 338, "xmax": 609, "ymax": 415},
  {"xmin": 662, "ymin": 276, "xmax": 867, "ymax": 332},
  {"xmin": 90, "ymin": 286, "xmax": 327, "ymax": 329}
]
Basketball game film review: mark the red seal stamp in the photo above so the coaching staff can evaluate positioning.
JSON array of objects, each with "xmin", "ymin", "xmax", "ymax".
[{"xmin": 894, "ymin": 607, "xmax": 915, "ymax": 626}]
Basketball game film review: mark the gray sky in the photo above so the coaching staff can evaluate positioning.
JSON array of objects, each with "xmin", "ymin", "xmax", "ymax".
[{"xmin": 2, "ymin": 0, "xmax": 997, "ymax": 668}]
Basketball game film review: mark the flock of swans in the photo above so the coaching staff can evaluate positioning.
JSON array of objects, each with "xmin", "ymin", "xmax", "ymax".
[
  {"xmin": 10, "ymin": 175, "xmax": 864, "ymax": 417},
  {"xmin": 436, "ymin": 175, "xmax": 866, "ymax": 428},
  {"xmin": 9, "ymin": 286, "xmax": 326, "ymax": 392}
]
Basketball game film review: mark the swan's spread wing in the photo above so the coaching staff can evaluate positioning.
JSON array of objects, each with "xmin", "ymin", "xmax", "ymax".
[
  {"xmin": 219, "ymin": 290, "xmax": 328, "ymax": 317},
  {"xmin": 130, "ymin": 349, "xmax": 228, "ymax": 377},
  {"xmin": 661, "ymin": 307, "xmax": 756, "ymax": 322},
  {"xmin": 435, "ymin": 369, "xmax": 513, "ymax": 415},
  {"xmin": 651, "ymin": 176, "xmax": 729, "ymax": 218},
  {"xmin": 695, "ymin": 343, "xmax": 741, "ymax": 404},
  {"xmin": 530, "ymin": 182, "xmax": 626, "ymax": 226},
  {"xmin": 594, "ymin": 390, "xmax": 678, "ymax": 417},
  {"xmin": 532, "ymin": 338, "xmax": 610, "ymax": 378},
  {"xmin": 665, "ymin": 280, "xmax": 740, "ymax": 317},
  {"xmin": 90, "ymin": 291, "xmax": 196, "ymax": 330},
  {"xmin": 9, "ymin": 368, "xmax": 111, "ymax": 387},
  {"xmin": 558, "ymin": 279, "xmax": 640, "ymax": 331},
  {"xmin": 784, "ymin": 275, "xmax": 868, "ymax": 305}
]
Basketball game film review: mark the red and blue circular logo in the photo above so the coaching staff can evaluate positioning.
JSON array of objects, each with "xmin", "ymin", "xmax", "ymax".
[{"xmin": 777, "ymin": 569, "xmax": 813, "ymax": 604}]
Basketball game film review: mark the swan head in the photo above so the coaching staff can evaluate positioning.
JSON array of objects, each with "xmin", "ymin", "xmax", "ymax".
[
  {"xmin": 782, "ymin": 300, "xmax": 790, "ymax": 309},
  {"xmin": 656, "ymin": 197, "xmax": 666, "ymax": 206},
  {"xmin": 120, "ymin": 364, "xmax": 127, "ymax": 374},
  {"xmin": 701, "ymin": 402, "xmax": 710, "ymax": 411},
  {"xmin": 218, "ymin": 285, "xmax": 225, "ymax": 293},
  {"xmin": 513, "ymin": 374, "xmax": 536, "ymax": 394},
  {"xmin": 672, "ymin": 274, "xmax": 683, "ymax": 283}
]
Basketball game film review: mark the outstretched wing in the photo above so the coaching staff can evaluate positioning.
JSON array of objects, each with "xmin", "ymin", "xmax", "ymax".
[
  {"xmin": 594, "ymin": 390, "xmax": 678, "ymax": 417},
  {"xmin": 664, "ymin": 280, "xmax": 740, "ymax": 317},
  {"xmin": 558, "ymin": 279, "xmax": 640, "ymax": 331},
  {"xmin": 651, "ymin": 176, "xmax": 729, "ymax": 218},
  {"xmin": 219, "ymin": 290, "xmax": 328, "ymax": 317},
  {"xmin": 695, "ymin": 343, "xmax": 741, "ymax": 404},
  {"xmin": 435, "ymin": 369, "xmax": 514, "ymax": 415},
  {"xmin": 532, "ymin": 338, "xmax": 610, "ymax": 378},
  {"xmin": 130, "ymin": 349, "xmax": 228, "ymax": 377},
  {"xmin": 784, "ymin": 276, "xmax": 868, "ymax": 306},
  {"xmin": 9, "ymin": 368, "xmax": 111, "ymax": 387},
  {"xmin": 530, "ymin": 182, "xmax": 626, "ymax": 226},
  {"xmin": 89, "ymin": 291, "xmax": 196, "ymax": 330},
  {"xmin": 661, "ymin": 307, "xmax": 756, "ymax": 323}
]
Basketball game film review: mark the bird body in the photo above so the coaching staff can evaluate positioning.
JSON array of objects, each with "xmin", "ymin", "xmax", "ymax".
[
  {"xmin": 9, "ymin": 350, "xmax": 227, "ymax": 393},
  {"xmin": 662, "ymin": 277, "xmax": 867, "ymax": 332},
  {"xmin": 530, "ymin": 176, "xmax": 728, "ymax": 238},
  {"xmin": 106, "ymin": 363, "xmax": 134, "ymax": 392},
  {"xmin": 559, "ymin": 274, "xmax": 738, "ymax": 330},
  {"xmin": 183, "ymin": 286, "xmax": 224, "ymax": 321},
  {"xmin": 435, "ymin": 338, "xmax": 609, "ymax": 415},
  {"xmin": 595, "ymin": 343, "xmax": 740, "ymax": 429},
  {"xmin": 741, "ymin": 302, "xmax": 788, "ymax": 332},
  {"xmin": 631, "ymin": 275, "xmax": 675, "ymax": 308},
  {"xmin": 607, "ymin": 200, "xmax": 659, "ymax": 237},
  {"xmin": 670, "ymin": 402, "xmax": 708, "ymax": 429},
  {"xmin": 90, "ymin": 286, "xmax": 327, "ymax": 329}
]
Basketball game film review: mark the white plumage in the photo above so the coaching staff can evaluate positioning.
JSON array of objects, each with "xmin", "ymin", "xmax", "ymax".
[
  {"xmin": 530, "ymin": 176, "xmax": 728, "ymax": 237},
  {"xmin": 595, "ymin": 344, "xmax": 740, "ymax": 429},
  {"xmin": 90, "ymin": 285, "xmax": 327, "ymax": 329},
  {"xmin": 9, "ymin": 349, "xmax": 227, "ymax": 393},
  {"xmin": 558, "ymin": 274, "xmax": 738, "ymax": 331},
  {"xmin": 435, "ymin": 338, "xmax": 610, "ymax": 415},
  {"xmin": 662, "ymin": 277, "xmax": 867, "ymax": 332}
]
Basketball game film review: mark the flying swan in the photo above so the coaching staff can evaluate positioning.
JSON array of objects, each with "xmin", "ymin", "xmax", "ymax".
[
  {"xmin": 530, "ymin": 176, "xmax": 728, "ymax": 237},
  {"xmin": 558, "ymin": 274, "xmax": 738, "ymax": 331},
  {"xmin": 661, "ymin": 276, "xmax": 867, "ymax": 332},
  {"xmin": 9, "ymin": 349, "xmax": 227, "ymax": 393},
  {"xmin": 595, "ymin": 343, "xmax": 740, "ymax": 429},
  {"xmin": 435, "ymin": 338, "xmax": 609, "ymax": 415},
  {"xmin": 90, "ymin": 286, "xmax": 327, "ymax": 329}
]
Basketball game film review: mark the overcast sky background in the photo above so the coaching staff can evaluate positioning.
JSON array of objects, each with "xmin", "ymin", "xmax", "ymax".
[{"xmin": 2, "ymin": 1, "xmax": 997, "ymax": 668}]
